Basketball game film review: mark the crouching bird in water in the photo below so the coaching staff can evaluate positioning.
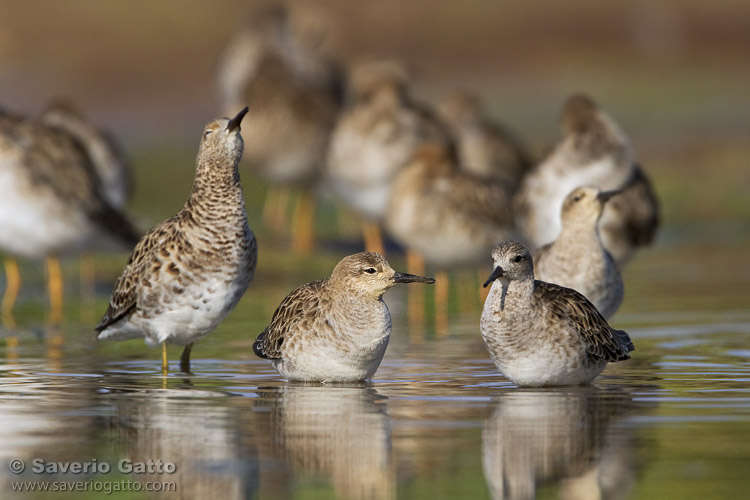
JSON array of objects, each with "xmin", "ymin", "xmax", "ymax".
[
  {"xmin": 253, "ymin": 252, "xmax": 434, "ymax": 383},
  {"xmin": 480, "ymin": 241, "xmax": 633, "ymax": 387}
]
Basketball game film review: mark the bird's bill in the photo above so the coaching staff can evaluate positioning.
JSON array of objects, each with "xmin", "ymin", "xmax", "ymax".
[
  {"xmin": 392, "ymin": 272, "xmax": 435, "ymax": 284},
  {"xmin": 227, "ymin": 106, "xmax": 249, "ymax": 132},
  {"xmin": 482, "ymin": 266, "xmax": 504, "ymax": 288},
  {"xmin": 597, "ymin": 189, "xmax": 621, "ymax": 204}
]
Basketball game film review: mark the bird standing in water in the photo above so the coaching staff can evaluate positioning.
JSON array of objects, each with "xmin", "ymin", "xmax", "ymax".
[{"xmin": 96, "ymin": 108, "xmax": 257, "ymax": 374}]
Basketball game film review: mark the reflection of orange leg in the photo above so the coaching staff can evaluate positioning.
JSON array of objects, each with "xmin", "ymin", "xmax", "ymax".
[
  {"xmin": 479, "ymin": 267, "xmax": 491, "ymax": 304},
  {"xmin": 46, "ymin": 256, "xmax": 64, "ymax": 325},
  {"xmin": 6, "ymin": 336, "xmax": 19, "ymax": 361},
  {"xmin": 361, "ymin": 220, "xmax": 385, "ymax": 255},
  {"xmin": 435, "ymin": 270, "xmax": 449, "ymax": 338},
  {"xmin": 291, "ymin": 190, "xmax": 316, "ymax": 255},
  {"xmin": 46, "ymin": 327, "xmax": 64, "ymax": 371},
  {"xmin": 406, "ymin": 250, "xmax": 426, "ymax": 342},
  {"xmin": 2, "ymin": 257, "xmax": 21, "ymax": 327}
]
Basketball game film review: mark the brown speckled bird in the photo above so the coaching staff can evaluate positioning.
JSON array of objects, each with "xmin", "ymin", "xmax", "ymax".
[
  {"xmin": 513, "ymin": 94, "xmax": 659, "ymax": 266},
  {"xmin": 437, "ymin": 90, "xmax": 531, "ymax": 191},
  {"xmin": 0, "ymin": 106, "xmax": 139, "ymax": 324},
  {"xmin": 217, "ymin": 4, "xmax": 342, "ymax": 253},
  {"xmin": 96, "ymin": 108, "xmax": 257, "ymax": 374},
  {"xmin": 533, "ymin": 186, "xmax": 624, "ymax": 319},
  {"xmin": 253, "ymin": 252, "xmax": 434, "ymax": 382},
  {"xmin": 325, "ymin": 61, "xmax": 450, "ymax": 254},
  {"xmin": 481, "ymin": 241, "xmax": 633, "ymax": 386}
]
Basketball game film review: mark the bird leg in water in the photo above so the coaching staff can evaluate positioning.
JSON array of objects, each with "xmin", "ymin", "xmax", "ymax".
[
  {"xmin": 361, "ymin": 219, "xmax": 385, "ymax": 255},
  {"xmin": 179, "ymin": 343, "xmax": 193, "ymax": 374},
  {"xmin": 435, "ymin": 270, "xmax": 450, "ymax": 338},
  {"xmin": 291, "ymin": 189, "xmax": 316, "ymax": 255},
  {"xmin": 161, "ymin": 342, "xmax": 168, "ymax": 375},
  {"xmin": 2, "ymin": 257, "xmax": 21, "ymax": 326},
  {"xmin": 406, "ymin": 250, "xmax": 426, "ymax": 340},
  {"xmin": 46, "ymin": 256, "xmax": 64, "ymax": 325}
]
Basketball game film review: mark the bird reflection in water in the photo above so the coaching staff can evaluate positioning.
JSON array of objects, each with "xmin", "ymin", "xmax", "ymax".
[
  {"xmin": 252, "ymin": 384, "xmax": 396, "ymax": 500},
  {"xmin": 482, "ymin": 387, "xmax": 636, "ymax": 500}
]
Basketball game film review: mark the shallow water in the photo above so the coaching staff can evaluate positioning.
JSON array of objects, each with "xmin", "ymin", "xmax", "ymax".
[{"xmin": 1, "ymin": 240, "xmax": 749, "ymax": 499}]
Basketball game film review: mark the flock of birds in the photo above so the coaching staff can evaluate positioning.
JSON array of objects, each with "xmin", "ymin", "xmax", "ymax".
[{"xmin": 0, "ymin": 5, "xmax": 659, "ymax": 387}]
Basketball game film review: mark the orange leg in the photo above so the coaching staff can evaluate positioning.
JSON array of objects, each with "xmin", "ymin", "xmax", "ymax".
[
  {"xmin": 434, "ymin": 270, "xmax": 450, "ymax": 338},
  {"xmin": 361, "ymin": 219, "xmax": 385, "ymax": 255},
  {"xmin": 406, "ymin": 250, "xmax": 426, "ymax": 342},
  {"xmin": 291, "ymin": 190, "xmax": 317, "ymax": 255},
  {"xmin": 2, "ymin": 257, "xmax": 20, "ymax": 328},
  {"xmin": 46, "ymin": 256, "xmax": 64, "ymax": 325}
]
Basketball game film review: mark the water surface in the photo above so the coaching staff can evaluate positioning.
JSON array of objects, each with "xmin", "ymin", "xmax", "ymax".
[{"xmin": 1, "ymin": 240, "xmax": 749, "ymax": 499}]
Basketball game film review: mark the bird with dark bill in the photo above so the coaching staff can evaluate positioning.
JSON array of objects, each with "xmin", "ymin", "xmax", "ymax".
[
  {"xmin": 253, "ymin": 252, "xmax": 434, "ymax": 383},
  {"xmin": 533, "ymin": 185, "xmax": 624, "ymax": 319},
  {"xmin": 481, "ymin": 241, "xmax": 633, "ymax": 387},
  {"xmin": 96, "ymin": 108, "xmax": 257, "ymax": 374},
  {"xmin": 513, "ymin": 94, "xmax": 658, "ymax": 267}
]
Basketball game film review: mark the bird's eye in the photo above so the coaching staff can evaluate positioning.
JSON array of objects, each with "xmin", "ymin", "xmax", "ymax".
[
  {"xmin": 204, "ymin": 129, "xmax": 213, "ymax": 137},
  {"xmin": 572, "ymin": 195, "xmax": 582, "ymax": 202},
  {"xmin": 364, "ymin": 267, "xmax": 377, "ymax": 274},
  {"xmin": 512, "ymin": 255, "xmax": 524, "ymax": 263}
]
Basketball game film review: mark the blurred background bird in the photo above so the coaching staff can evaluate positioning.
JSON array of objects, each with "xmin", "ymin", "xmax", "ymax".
[
  {"xmin": 513, "ymin": 94, "xmax": 659, "ymax": 267},
  {"xmin": 217, "ymin": 3, "xmax": 344, "ymax": 254},
  {"xmin": 0, "ymin": 105, "xmax": 139, "ymax": 326},
  {"xmin": 386, "ymin": 143, "xmax": 516, "ymax": 333},
  {"xmin": 437, "ymin": 89, "xmax": 532, "ymax": 193},
  {"xmin": 325, "ymin": 60, "xmax": 451, "ymax": 255}
]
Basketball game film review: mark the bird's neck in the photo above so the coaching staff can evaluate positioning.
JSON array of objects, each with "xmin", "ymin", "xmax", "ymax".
[
  {"xmin": 558, "ymin": 220, "xmax": 601, "ymax": 246},
  {"xmin": 504, "ymin": 277, "xmax": 535, "ymax": 307},
  {"xmin": 185, "ymin": 160, "xmax": 246, "ymax": 225}
]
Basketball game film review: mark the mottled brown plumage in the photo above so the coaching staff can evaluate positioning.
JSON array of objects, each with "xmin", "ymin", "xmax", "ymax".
[
  {"xmin": 533, "ymin": 186, "xmax": 624, "ymax": 319},
  {"xmin": 253, "ymin": 252, "xmax": 434, "ymax": 382},
  {"xmin": 481, "ymin": 241, "xmax": 633, "ymax": 386},
  {"xmin": 513, "ymin": 94, "xmax": 659, "ymax": 267},
  {"xmin": 437, "ymin": 90, "xmax": 531, "ymax": 191},
  {"xmin": 386, "ymin": 144, "xmax": 516, "ymax": 268},
  {"xmin": 96, "ymin": 108, "xmax": 256, "ymax": 373}
]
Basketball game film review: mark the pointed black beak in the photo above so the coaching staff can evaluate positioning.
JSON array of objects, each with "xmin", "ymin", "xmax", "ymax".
[
  {"xmin": 226, "ymin": 106, "xmax": 249, "ymax": 132},
  {"xmin": 597, "ymin": 189, "xmax": 621, "ymax": 204},
  {"xmin": 393, "ymin": 272, "xmax": 435, "ymax": 284},
  {"xmin": 483, "ymin": 266, "xmax": 504, "ymax": 288}
]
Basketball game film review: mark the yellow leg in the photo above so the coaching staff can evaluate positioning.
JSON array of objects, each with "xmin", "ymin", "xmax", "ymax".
[
  {"xmin": 161, "ymin": 341, "xmax": 168, "ymax": 374},
  {"xmin": 435, "ymin": 270, "xmax": 449, "ymax": 338},
  {"xmin": 46, "ymin": 256, "xmax": 64, "ymax": 325},
  {"xmin": 361, "ymin": 220, "xmax": 385, "ymax": 255},
  {"xmin": 179, "ymin": 343, "xmax": 193, "ymax": 374},
  {"xmin": 2, "ymin": 257, "xmax": 21, "ymax": 326},
  {"xmin": 291, "ymin": 190, "xmax": 316, "ymax": 255},
  {"xmin": 406, "ymin": 250, "xmax": 426, "ymax": 341}
]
